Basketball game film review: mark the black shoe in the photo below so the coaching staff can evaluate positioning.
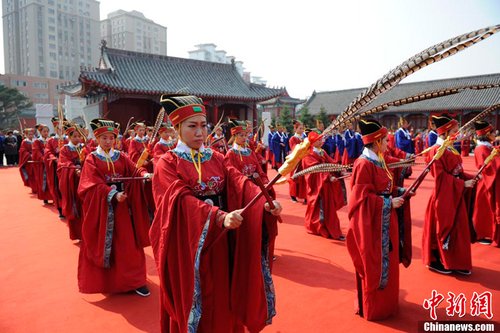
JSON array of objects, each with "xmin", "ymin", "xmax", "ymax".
[
  {"xmin": 478, "ymin": 239, "xmax": 492, "ymax": 245},
  {"xmin": 43, "ymin": 200, "xmax": 49, "ymax": 204},
  {"xmin": 454, "ymin": 270, "xmax": 472, "ymax": 276},
  {"xmin": 135, "ymin": 285, "xmax": 150, "ymax": 297},
  {"xmin": 58, "ymin": 208, "xmax": 65, "ymax": 219},
  {"xmin": 335, "ymin": 235, "xmax": 346, "ymax": 241},
  {"xmin": 291, "ymin": 196, "xmax": 298, "ymax": 202},
  {"xmin": 428, "ymin": 261, "xmax": 452, "ymax": 275}
]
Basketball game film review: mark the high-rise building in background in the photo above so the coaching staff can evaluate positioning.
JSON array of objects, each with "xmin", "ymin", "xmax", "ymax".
[
  {"xmin": 100, "ymin": 10, "xmax": 167, "ymax": 55},
  {"xmin": 188, "ymin": 43, "xmax": 265, "ymax": 85},
  {"xmin": 2, "ymin": 0, "xmax": 100, "ymax": 81}
]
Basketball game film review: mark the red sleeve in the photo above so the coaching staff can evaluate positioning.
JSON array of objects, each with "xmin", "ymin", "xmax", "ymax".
[
  {"xmin": 149, "ymin": 153, "xmax": 224, "ymax": 330},
  {"xmin": 429, "ymin": 150, "xmax": 466, "ymax": 242},
  {"xmin": 346, "ymin": 159, "xmax": 387, "ymax": 289},
  {"xmin": 128, "ymin": 140, "xmax": 150, "ymax": 164},
  {"xmin": 57, "ymin": 147, "xmax": 80, "ymax": 220},
  {"xmin": 78, "ymin": 154, "xmax": 150, "ymax": 268}
]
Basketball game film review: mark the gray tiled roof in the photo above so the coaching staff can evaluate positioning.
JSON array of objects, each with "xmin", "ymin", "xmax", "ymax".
[
  {"xmin": 304, "ymin": 73, "xmax": 500, "ymax": 115},
  {"xmin": 78, "ymin": 47, "xmax": 284, "ymax": 101}
]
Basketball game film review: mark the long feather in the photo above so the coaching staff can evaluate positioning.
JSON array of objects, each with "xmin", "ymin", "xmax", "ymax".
[
  {"xmin": 352, "ymin": 83, "xmax": 500, "ymax": 121},
  {"xmin": 458, "ymin": 102, "xmax": 500, "ymax": 134},
  {"xmin": 206, "ymin": 111, "xmax": 225, "ymax": 144},
  {"xmin": 322, "ymin": 24, "xmax": 500, "ymax": 136},
  {"xmin": 292, "ymin": 163, "xmax": 352, "ymax": 179},
  {"xmin": 292, "ymin": 160, "xmax": 425, "ymax": 179},
  {"xmin": 149, "ymin": 108, "xmax": 165, "ymax": 145}
]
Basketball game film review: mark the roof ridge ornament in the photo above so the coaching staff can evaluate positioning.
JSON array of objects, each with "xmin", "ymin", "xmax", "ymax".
[{"xmin": 98, "ymin": 40, "xmax": 114, "ymax": 73}]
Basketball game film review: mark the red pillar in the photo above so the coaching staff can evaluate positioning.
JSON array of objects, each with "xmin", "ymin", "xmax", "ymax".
[{"xmin": 213, "ymin": 102, "xmax": 219, "ymax": 125}]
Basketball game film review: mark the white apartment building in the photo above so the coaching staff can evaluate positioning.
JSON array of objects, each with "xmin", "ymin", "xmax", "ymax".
[
  {"xmin": 2, "ymin": 0, "xmax": 100, "ymax": 81},
  {"xmin": 101, "ymin": 10, "xmax": 167, "ymax": 55},
  {"xmin": 189, "ymin": 43, "xmax": 266, "ymax": 84}
]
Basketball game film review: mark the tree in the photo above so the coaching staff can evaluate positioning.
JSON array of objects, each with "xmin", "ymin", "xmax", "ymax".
[
  {"xmin": 316, "ymin": 106, "xmax": 329, "ymax": 129},
  {"xmin": 279, "ymin": 106, "xmax": 293, "ymax": 133},
  {"xmin": 0, "ymin": 86, "xmax": 32, "ymax": 129},
  {"xmin": 298, "ymin": 105, "xmax": 314, "ymax": 129}
]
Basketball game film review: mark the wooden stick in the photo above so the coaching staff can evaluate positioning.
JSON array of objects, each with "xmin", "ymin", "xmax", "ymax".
[{"xmin": 251, "ymin": 173, "xmax": 283, "ymax": 223}]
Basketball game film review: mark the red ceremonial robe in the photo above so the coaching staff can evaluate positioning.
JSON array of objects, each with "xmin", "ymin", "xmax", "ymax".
[
  {"xmin": 128, "ymin": 136, "xmax": 155, "ymax": 213},
  {"xmin": 224, "ymin": 144, "xmax": 278, "ymax": 263},
  {"xmin": 210, "ymin": 134, "xmax": 228, "ymax": 154},
  {"xmin": 288, "ymin": 135, "xmax": 307, "ymax": 200},
  {"xmin": 44, "ymin": 136, "xmax": 67, "ymax": 211},
  {"xmin": 302, "ymin": 148, "xmax": 345, "ymax": 239},
  {"xmin": 18, "ymin": 139, "xmax": 36, "ymax": 192},
  {"xmin": 384, "ymin": 147, "xmax": 411, "ymax": 188},
  {"xmin": 84, "ymin": 138, "xmax": 97, "ymax": 155},
  {"xmin": 152, "ymin": 138, "xmax": 176, "ymax": 167},
  {"xmin": 57, "ymin": 143, "xmax": 87, "ymax": 240},
  {"xmin": 461, "ymin": 138, "xmax": 471, "ymax": 156},
  {"xmin": 473, "ymin": 143, "xmax": 500, "ymax": 245},
  {"xmin": 32, "ymin": 138, "xmax": 52, "ymax": 201},
  {"xmin": 423, "ymin": 144, "xmax": 473, "ymax": 270},
  {"xmin": 346, "ymin": 153, "xmax": 412, "ymax": 321},
  {"xmin": 77, "ymin": 149, "xmax": 151, "ymax": 293},
  {"xmin": 150, "ymin": 146, "xmax": 276, "ymax": 333}
]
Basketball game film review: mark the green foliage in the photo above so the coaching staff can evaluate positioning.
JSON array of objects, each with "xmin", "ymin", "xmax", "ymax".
[
  {"xmin": 316, "ymin": 106, "xmax": 329, "ymax": 128},
  {"xmin": 298, "ymin": 106, "xmax": 314, "ymax": 129},
  {"xmin": 0, "ymin": 86, "xmax": 32, "ymax": 129},
  {"xmin": 279, "ymin": 106, "xmax": 293, "ymax": 133}
]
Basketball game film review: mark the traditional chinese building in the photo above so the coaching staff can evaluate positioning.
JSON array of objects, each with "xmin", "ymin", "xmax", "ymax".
[
  {"xmin": 304, "ymin": 73, "xmax": 500, "ymax": 130},
  {"xmin": 258, "ymin": 95, "xmax": 306, "ymax": 119},
  {"xmin": 61, "ymin": 42, "xmax": 287, "ymax": 128}
]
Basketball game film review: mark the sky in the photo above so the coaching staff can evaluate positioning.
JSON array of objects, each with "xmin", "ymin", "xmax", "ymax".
[{"xmin": 1, "ymin": 0, "xmax": 500, "ymax": 100}]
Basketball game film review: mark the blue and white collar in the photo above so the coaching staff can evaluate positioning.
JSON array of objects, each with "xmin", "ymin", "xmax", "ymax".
[
  {"xmin": 134, "ymin": 135, "xmax": 147, "ymax": 143},
  {"xmin": 174, "ymin": 139, "xmax": 206, "ymax": 155},
  {"xmin": 96, "ymin": 146, "xmax": 116, "ymax": 158},
  {"xmin": 362, "ymin": 147, "xmax": 380, "ymax": 162},
  {"xmin": 436, "ymin": 137, "xmax": 445, "ymax": 146},
  {"xmin": 477, "ymin": 140, "xmax": 492, "ymax": 147}
]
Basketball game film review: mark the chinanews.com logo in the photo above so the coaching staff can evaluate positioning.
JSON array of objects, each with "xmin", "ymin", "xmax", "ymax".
[{"xmin": 418, "ymin": 290, "xmax": 497, "ymax": 332}]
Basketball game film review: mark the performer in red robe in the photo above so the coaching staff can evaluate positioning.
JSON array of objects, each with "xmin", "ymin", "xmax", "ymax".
[
  {"xmin": 346, "ymin": 118, "xmax": 412, "ymax": 321},
  {"xmin": 77, "ymin": 118, "xmax": 152, "ymax": 296},
  {"xmin": 209, "ymin": 126, "xmax": 228, "ymax": 154},
  {"xmin": 302, "ymin": 129, "xmax": 346, "ymax": 240},
  {"xmin": 387, "ymin": 128, "xmax": 396, "ymax": 150},
  {"xmin": 122, "ymin": 129, "xmax": 135, "ymax": 154},
  {"xmin": 150, "ymin": 95, "xmax": 281, "ymax": 333},
  {"xmin": 461, "ymin": 137, "xmax": 471, "ymax": 157},
  {"xmin": 288, "ymin": 120, "xmax": 307, "ymax": 203},
  {"xmin": 152, "ymin": 124, "xmax": 177, "ymax": 167},
  {"xmin": 57, "ymin": 124, "xmax": 87, "ymax": 241},
  {"xmin": 32, "ymin": 125, "xmax": 53, "ymax": 203},
  {"xmin": 385, "ymin": 145, "xmax": 412, "ymax": 188},
  {"xmin": 18, "ymin": 128, "xmax": 36, "ymax": 192},
  {"xmin": 44, "ymin": 117, "xmax": 68, "ymax": 217},
  {"xmin": 128, "ymin": 121, "xmax": 155, "ymax": 214},
  {"xmin": 224, "ymin": 119, "xmax": 278, "ymax": 262},
  {"xmin": 414, "ymin": 132, "xmax": 423, "ymax": 155},
  {"xmin": 423, "ymin": 114, "xmax": 476, "ymax": 275},
  {"xmin": 84, "ymin": 135, "xmax": 97, "ymax": 155},
  {"xmin": 472, "ymin": 121, "xmax": 499, "ymax": 246}
]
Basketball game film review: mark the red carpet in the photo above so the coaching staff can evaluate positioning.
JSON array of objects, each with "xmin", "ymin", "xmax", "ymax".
[{"xmin": 0, "ymin": 156, "xmax": 498, "ymax": 333}]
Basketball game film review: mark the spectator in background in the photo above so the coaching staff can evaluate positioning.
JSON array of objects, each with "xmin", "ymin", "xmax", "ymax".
[
  {"xmin": 426, "ymin": 122, "xmax": 438, "ymax": 148},
  {"xmin": 14, "ymin": 130, "xmax": 22, "ymax": 165},
  {"xmin": 4, "ymin": 131, "xmax": 18, "ymax": 166},
  {"xmin": 0, "ymin": 130, "xmax": 5, "ymax": 166}
]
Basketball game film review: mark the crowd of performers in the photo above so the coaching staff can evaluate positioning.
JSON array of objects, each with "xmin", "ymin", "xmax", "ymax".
[{"xmin": 14, "ymin": 94, "xmax": 499, "ymax": 330}]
